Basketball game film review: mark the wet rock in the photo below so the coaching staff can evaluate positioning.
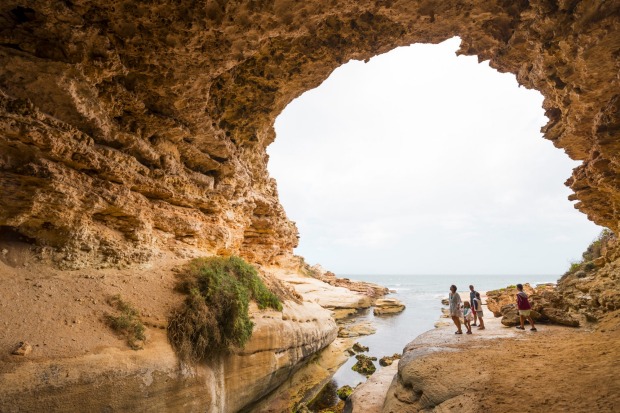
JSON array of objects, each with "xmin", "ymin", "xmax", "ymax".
[
  {"xmin": 352, "ymin": 342, "xmax": 369, "ymax": 353},
  {"xmin": 379, "ymin": 353, "xmax": 401, "ymax": 367},
  {"xmin": 352, "ymin": 354, "xmax": 376, "ymax": 376},
  {"xmin": 338, "ymin": 322, "xmax": 376, "ymax": 338},
  {"xmin": 336, "ymin": 385, "xmax": 354, "ymax": 401}
]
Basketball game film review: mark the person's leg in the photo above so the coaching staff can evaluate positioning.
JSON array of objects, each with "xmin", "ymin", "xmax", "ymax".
[
  {"xmin": 478, "ymin": 316, "xmax": 485, "ymax": 329},
  {"xmin": 518, "ymin": 314, "xmax": 526, "ymax": 329},
  {"xmin": 528, "ymin": 316, "xmax": 536, "ymax": 330},
  {"xmin": 452, "ymin": 316, "xmax": 462, "ymax": 333},
  {"xmin": 473, "ymin": 312, "xmax": 478, "ymax": 326}
]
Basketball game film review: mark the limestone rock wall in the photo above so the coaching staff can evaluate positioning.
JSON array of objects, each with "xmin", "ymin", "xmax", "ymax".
[
  {"xmin": 0, "ymin": 302, "xmax": 337, "ymax": 413},
  {"xmin": 1, "ymin": 1, "xmax": 618, "ymax": 268}
]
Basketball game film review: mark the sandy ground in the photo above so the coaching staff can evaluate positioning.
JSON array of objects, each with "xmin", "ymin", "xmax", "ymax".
[{"xmin": 0, "ymin": 240, "xmax": 196, "ymax": 360}]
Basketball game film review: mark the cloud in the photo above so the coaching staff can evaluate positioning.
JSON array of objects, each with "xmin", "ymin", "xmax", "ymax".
[{"xmin": 268, "ymin": 37, "xmax": 601, "ymax": 275}]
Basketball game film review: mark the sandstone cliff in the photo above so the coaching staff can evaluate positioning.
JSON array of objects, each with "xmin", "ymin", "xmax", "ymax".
[
  {"xmin": 1, "ymin": 1, "xmax": 618, "ymax": 269},
  {"xmin": 1, "ymin": 1, "xmax": 620, "ymax": 412},
  {"xmin": 0, "ymin": 254, "xmax": 390, "ymax": 412}
]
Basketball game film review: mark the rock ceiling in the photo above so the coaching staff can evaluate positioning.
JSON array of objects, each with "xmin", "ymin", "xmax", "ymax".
[{"xmin": 0, "ymin": 0, "xmax": 618, "ymax": 267}]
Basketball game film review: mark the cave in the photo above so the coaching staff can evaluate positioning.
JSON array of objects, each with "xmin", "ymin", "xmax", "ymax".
[
  {"xmin": 0, "ymin": 1, "xmax": 619, "ymax": 412},
  {"xmin": 1, "ymin": 1, "xmax": 618, "ymax": 268}
]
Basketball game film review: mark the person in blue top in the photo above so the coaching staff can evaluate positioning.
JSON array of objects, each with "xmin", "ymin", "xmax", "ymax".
[{"xmin": 469, "ymin": 285, "xmax": 478, "ymax": 326}]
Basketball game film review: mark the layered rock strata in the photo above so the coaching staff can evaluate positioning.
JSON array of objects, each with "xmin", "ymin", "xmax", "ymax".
[
  {"xmin": 373, "ymin": 298, "xmax": 406, "ymax": 315},
  {"xmin": 0, "ymin": 1, "xmax": 618, "ymax": 269},
  {"xmin": 0, "ymin": 300, "xmax": 338, "ymax": 413},
  {"xmin": 0, "ymin": 254, "xmax": 348, "ymax": 413}
]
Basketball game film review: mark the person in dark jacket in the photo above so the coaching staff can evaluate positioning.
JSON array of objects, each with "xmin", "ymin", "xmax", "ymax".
[{"xmin": 515, "ymin": 283, "xmax": 537, "ymax": 331}]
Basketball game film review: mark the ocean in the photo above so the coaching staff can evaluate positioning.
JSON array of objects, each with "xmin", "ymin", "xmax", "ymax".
[{"xmin": 309, "ymin": 273, "xmax": 557, "ymax": 408}]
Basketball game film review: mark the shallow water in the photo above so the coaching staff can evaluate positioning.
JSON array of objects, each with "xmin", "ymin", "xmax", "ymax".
[{"xmin": 317, "ymin": 274, "xmax": 557, "ymax": 404}]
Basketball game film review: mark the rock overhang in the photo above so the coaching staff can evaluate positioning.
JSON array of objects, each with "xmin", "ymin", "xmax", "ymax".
[{"xmin": 0, "ymin": 0, "xmax": 618, "ymax": 267}]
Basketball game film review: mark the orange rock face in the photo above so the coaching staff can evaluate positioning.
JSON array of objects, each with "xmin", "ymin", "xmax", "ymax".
[{"xmin": 0, "ymin": 1, "xmax": 618, "ymax": 269}]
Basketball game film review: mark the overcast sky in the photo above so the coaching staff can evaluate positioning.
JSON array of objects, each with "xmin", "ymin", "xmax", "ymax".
[{"xmin": 267, "ymin": 37, "xmax": 601, "ymax": 276}]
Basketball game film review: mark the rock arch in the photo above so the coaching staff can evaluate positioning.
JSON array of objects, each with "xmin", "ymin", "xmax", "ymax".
[{"xmin": 0, "ymin": 0, "xmax": 618, "ymax": 267}]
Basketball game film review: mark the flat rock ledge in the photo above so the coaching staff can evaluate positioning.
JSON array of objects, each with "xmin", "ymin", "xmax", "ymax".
[
  {"xmin": 373, "ymin": 298, "xmax": 406, "ymax": 316},
  {"xmin": 345, "ymin": 362, "xmax": 399, "ymax": 413}
]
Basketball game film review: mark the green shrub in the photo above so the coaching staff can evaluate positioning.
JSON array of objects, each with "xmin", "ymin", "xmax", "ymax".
[
  {"xmin": 105, "ymin": 295, "xmax": 146, "ymax": 350},
  {"xmin": 564, "ymin": 229, "xmax": 615, "ymax": 275},
  {"xmin": 168, "ymin": 256, "xmax": 282, "ymax": 361}
]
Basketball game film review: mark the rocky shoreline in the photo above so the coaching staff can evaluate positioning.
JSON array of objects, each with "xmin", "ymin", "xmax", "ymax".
[{"xmin": 345, "ymin": 285, "xmax": 620, "ymax": 413}]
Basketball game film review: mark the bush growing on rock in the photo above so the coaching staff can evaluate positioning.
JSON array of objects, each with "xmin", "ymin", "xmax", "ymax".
[
  {"xmin": 563, "ymin": 229, "xmax": 614, "ymax": 276},
  {"xmin": 105, "ymin": 294, "xmax": 146, "ymax": 350},
  {"xmin": 167, "ymin": 256, "xmax": 282, "ymax": 361}
]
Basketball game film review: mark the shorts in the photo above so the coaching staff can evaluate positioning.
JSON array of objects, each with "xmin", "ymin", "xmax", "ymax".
[
  {"xmin": 476, "ymin": 310, "xmax": 484, "ymax": 317},
  {"xmin": 519, "ymin": 310, "xmax": 531, "ymax": 317}
]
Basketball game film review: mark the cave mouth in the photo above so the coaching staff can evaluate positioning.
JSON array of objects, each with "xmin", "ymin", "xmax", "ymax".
[{"xmin": 268, "ymin": 37, "xmax": 602, "ymax": 276}]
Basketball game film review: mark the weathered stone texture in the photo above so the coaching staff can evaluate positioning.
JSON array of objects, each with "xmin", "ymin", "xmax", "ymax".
[{"xmin": 0, "ymin": 1, "xmax": 618, "ymax": 268}]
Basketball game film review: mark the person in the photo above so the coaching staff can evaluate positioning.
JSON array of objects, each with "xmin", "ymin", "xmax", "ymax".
[
  {"xmin": 469, "ymin": 285, "xmax": 478, "ymax": 326},
  {"xmin": 515, "ymin": 283, "xmax": 537, "ymax": 331},
  {"xmin": 463, "ymin": 301, "xmax": 473, "ymax": 334},
  {"xmin": 473, "ymin": 292, "xmax": 485, "ymax": 330},
  {"xmin": 449, "ymin": 284, "xmax": 463, "ymax": 334}
]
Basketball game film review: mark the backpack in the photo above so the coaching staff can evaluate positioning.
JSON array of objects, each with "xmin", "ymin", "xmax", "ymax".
[{"xmin": 516, "ymin": 292, "xmax": 531, "ymax": 310}]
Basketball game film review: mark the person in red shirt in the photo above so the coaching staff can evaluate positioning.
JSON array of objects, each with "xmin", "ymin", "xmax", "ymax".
[{"xmin": 515, "ymin": 283, "xmax": 537, "ymax": 331}]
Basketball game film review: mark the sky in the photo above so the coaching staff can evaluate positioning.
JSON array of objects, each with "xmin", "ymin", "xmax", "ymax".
[{"xmin": 267, "ymin": 37, "xmax": 602, "ymax": 276}]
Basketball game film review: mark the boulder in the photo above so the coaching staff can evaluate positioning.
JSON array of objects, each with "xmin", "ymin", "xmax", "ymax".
[
  {"xmin": 541, "ymin": 308, "xmax": 580, "ymax": 327},
  {"xmin": 379, "ymin": 353, "xmax": 401, "ymax": 367},
  {"xmin": 337, "ymin": 385, "xmax": 354, "ymax": 401},
  {"xmin": 500, "ymin": 304, "xmax": 542, "ymax": 326},
  {"xmin": 372, "ymin": 298, "xmax": 405, "ymax": 315},
  {"xmin": 352, "ymin": 342, "xmax": 369, "ymax": 353},
  {"xmin": 486, "ymin": 284, "xmax": 535, "ymax": 316},
  {"xmin": 352, "ymin": 354, "xmax": 377, "ymax": 376}
]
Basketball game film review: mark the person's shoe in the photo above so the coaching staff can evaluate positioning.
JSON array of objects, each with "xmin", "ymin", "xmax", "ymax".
[
  {"xmin": 530, "ymin": 327, "xmax": 537, "ymax": 331},
  {"xmin": 466, "ymin": 331, "xmax": 472, "ymax": 334},
  {"xmin": 455, "ymin": 331, "xmax": 463, "ymax": 334},
  {"xmin": 477, "ymin": 327, "xmax": 485, "ymax": 330},
  {"xmin": 516, "ymin": 326, "xmax": 525, "ymax": 330},
  {"xmin": 472, "ymin": 323, "xmax": 477, "ymax": 326}
]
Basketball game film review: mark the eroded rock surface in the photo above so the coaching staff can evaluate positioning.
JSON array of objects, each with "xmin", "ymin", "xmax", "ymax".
[
  {"xmin": 373, "ymin": 298, "xmax": 405, "ymax": 315},
  {"xmin": 0, "ymin": 1, "xmax": 618, "ymax": 269},
  {"xmin": 1, "ymin": 1, "xmax": 620, "ymax": 412}
]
